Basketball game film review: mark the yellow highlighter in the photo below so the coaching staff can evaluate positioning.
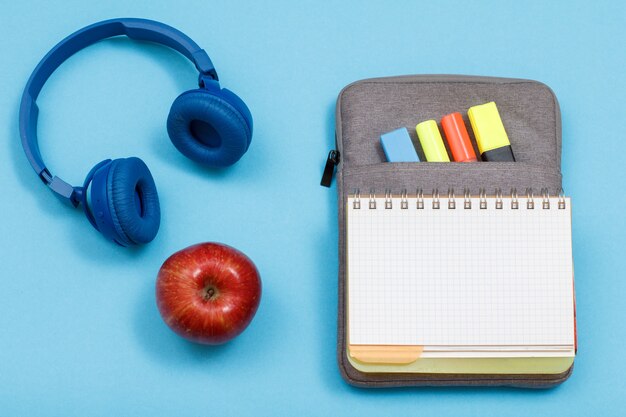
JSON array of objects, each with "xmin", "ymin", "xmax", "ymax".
[
  {"xmin": 415, "ymin": 120, "xmax": 450, "ymax": 162},
  {"xmin": 468, "ymin": 102, "xmax": 516, "ymax": 161}
]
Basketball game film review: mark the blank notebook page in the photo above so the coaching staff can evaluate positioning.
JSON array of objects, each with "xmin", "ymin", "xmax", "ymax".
[{"xmin": 347, "ymin": 197, "xmax": 575, "ymax": 347}]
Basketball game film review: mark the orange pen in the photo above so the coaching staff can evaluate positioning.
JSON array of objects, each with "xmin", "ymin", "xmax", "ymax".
[{"xmin": 441, "ymin": 112, "xmax": 477, "ymax": 162}]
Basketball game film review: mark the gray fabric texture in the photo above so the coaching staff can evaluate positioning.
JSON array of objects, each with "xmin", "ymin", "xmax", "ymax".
[
  {"xmin": 337, "ymin": 75, "xmax": 561, "ymax": 171},
  {"xmin": 334, "ymin": 75, "xmax": 571, "ymax": 388}
]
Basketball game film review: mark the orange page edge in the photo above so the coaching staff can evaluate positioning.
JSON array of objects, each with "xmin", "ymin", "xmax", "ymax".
[{"xmin": 348, "ymin": 345, "xmax": 424, "ymax": 364}]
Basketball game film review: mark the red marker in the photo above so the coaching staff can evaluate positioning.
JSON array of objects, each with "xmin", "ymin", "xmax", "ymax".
[{"xmin": 441, "ymin": 112, "xmax": 477, "ymax": 162}]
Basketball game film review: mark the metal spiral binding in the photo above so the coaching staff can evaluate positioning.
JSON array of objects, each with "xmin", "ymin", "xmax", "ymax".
[
  {"xmin": 526, "ymin": 188, "xmax": 535, "ymax": 209},
  {"xmin": 464, "ymin": 188, "xmax": 472, "ymax": 209},
  {"xmin": 416, "ymin": 188, "xmax": 424, "ymax": 209},
  {"xmin": 353, "ymin": 189, "xmax": 361, "ymax": 209},
  {"xmin": 385, "ymin": 189, "xmax": 393, "ymax": 209},
  {"xmin": 432, "ymin": 189, "xmax": 440, "ymax": 209},
  {"xmin": 495, "ymin": 188, "xmax": 503, "ymax": 209},
  {"xmin": 510, "ymin": 188, "xmax": 519, "ymax": 209},
  {"xmin": 400, "ymin": 189, "xmax": 408, "ymax": 209},
  {"xmin": 479, "ymin": 188, "xmax": 487, "ymax": 209},
  {"xmin": 448, "ymin": 188, "xmax": 456, "ymax": 209},
  {"xmin": 558, "ymin": 188, "xmax": 566, "ymax": 210},
  {"xmin": 350, "ymin": 187, "xmax": 564, "ymax": 210},
  {"xmin": 541, "ymin": 188, "xmax": 550, "ymax": 209}
]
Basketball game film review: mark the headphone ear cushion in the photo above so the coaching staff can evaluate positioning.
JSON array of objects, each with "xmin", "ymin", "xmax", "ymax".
[
  {"xmin": 107, "ymin": 158, "xmax": 160, "ymax": 246},
  {"xmin": 217, "ymin": 88, "xmax": 253, "ymax": 149},
  {"xmin": 167, "ymin": 90, "xmax": 251, "ymax": 167}
]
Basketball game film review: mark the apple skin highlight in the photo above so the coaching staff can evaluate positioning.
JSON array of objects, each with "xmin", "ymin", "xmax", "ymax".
[{"xmin": 156, "ymin": 242, "xmax": 262, "ymax": 345}]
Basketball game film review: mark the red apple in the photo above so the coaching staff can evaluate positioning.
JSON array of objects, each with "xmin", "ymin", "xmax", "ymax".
[{"xmin": 156, "ymin": 242, "xmax": 261, "ymax": 344}]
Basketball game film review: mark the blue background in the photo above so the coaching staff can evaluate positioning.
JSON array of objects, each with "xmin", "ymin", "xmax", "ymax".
[{"xmin": 1, "ymin": 1, "xmax": 624, "ymax": 415}]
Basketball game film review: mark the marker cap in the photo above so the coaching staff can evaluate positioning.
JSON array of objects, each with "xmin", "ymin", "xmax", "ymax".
[
  {"xmin": 415, "ymin": 120, "xmax": 450, "ymax": 162},
  {"xmin": 380, "ymin": 128, "xmax": 420, "ymax": 162},
  {"xmin": 467, "ymin": 102, "xmax": 511, "ymax": 154},
  {"xmin": 441, "ymin": 112, "xmax": 477, "ymax": 162}
]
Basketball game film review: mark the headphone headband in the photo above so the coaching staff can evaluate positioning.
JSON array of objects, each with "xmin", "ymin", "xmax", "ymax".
[{"xmin": 19, "ymin": 18, "xmax": 217, "ymax": 206}]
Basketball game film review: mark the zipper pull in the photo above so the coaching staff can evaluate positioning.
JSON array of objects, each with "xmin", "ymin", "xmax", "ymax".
[{"xmin": 320, "ymin": 150, "xmax": 340, "ymax": 187}]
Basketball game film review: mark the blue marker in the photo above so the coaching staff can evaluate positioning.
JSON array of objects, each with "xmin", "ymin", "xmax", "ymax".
[{"xmin": 380, "ymin": 128, "xmax": 420, "ymax": 162}]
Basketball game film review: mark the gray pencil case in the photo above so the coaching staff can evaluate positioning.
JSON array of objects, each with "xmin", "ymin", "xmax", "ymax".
[{"xmin": 328, "ymin": 75, "xmax": 574, "ymax": 388}]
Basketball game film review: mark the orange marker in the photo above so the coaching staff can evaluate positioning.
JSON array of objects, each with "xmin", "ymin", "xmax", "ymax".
[{"xmin": 441, "ymin": 112, "xmax": 477, "ymax": 162}]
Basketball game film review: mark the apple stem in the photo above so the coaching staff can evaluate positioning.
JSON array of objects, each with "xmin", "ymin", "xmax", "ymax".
[{"xmin": 203, "ymin": 286, "xmax": 217, "ymax": 301}]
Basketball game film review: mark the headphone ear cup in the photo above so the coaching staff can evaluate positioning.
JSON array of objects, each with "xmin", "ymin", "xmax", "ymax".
[
  {"xmin": 107, "ymin": 157, "xmax": 160, "ymax": 246},
  {"xmin": 167, "ymin": 89, "xmax": 251, "ymax": 167},
  {"xmin": 83, "ymin": 158, "xmax": 160, "ymax": 246},
  {"xmin": 216, "ymin": 88, "xmax": 253, "ymax": 149}
]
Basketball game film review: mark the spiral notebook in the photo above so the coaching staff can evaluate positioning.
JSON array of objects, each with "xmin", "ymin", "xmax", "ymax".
[{"xmin": 346, "ymin": 189, "xmax": 576, "ymax": 363}]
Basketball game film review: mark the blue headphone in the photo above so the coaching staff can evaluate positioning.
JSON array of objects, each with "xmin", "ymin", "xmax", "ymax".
[{"xmin": 19, "ymin": 18, "xmax": 253, "ymax": 247}]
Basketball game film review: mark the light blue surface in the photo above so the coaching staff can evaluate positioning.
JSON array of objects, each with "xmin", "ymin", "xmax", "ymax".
[{"xmin": 1, "ymin": 1, "xmax": 625, "ymax": 415}]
